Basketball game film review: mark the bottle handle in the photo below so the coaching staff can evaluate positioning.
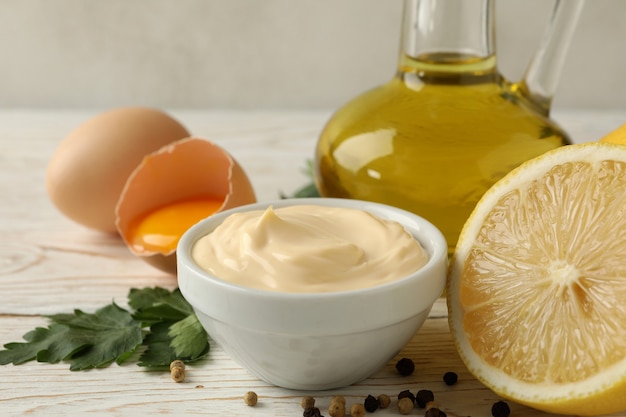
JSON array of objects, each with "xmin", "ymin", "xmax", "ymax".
[{"xmin": 520, "ymin": 0, "xmax": 585, "ymax": 115}]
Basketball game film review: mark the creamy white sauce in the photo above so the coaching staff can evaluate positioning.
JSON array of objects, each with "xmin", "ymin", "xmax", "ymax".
[{"xmin": 191, "ymin": 205, "xmax": 429, "ymax": 293}]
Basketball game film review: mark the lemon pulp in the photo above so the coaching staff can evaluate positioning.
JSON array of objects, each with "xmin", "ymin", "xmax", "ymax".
[{"xmin": 448, "ymin": 143, "xmax": 626, "ymax": 415}]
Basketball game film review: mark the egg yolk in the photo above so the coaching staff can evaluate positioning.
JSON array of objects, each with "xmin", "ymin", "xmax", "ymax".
[{"xmin": 129, "ymin": 197, "xmax": 224, "ymax": 253}]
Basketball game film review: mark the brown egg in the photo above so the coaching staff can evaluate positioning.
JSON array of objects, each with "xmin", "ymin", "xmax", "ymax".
[
  {"xmin": 46, "ymin": 107, "xmax": 190, "ymax": 233},
  {"xmin": 115, "ymin": 137, "xmax": 256, "ymax": 274}
]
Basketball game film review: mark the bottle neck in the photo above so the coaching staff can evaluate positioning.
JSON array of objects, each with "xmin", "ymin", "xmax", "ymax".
[{"xmin": 398, "ymin": 0, "xmax": 497, "ymax": 79}]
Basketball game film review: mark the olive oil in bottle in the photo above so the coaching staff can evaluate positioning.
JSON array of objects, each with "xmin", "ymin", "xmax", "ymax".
[{"xmin": 315, "ymin": 0, "xmax": 582, "ymax": 256}]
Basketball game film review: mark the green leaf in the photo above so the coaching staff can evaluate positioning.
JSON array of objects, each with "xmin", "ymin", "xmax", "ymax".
[
  {"xmin": 137, "ymin": 321, "xmax": 178, "ymax": 367},
  {"xmin": 0, "ymin": 303, "xmax": 143, "ymax": 371},
  {"xmin": 0, "ymin": 324, "xmax": 86, "ymax": 365},
  {"xmin": 0, "ymin": 286, "xmax": 210, "ymax": 372},
  {"xmin": 54, "ymin": 303, "xmax": 143, "ymax": 370},
  {"xmin": 130, "ymin": 287, "xmax": 209, "ymax": 367},
  {"xmin": 129, "ymin": 287, "xmax": 193, "ymax": 323},
  {"xmin": 128, "ymin": 287, "xmax": 172, "ymax": 311},
  {"xmin": 169, "ymin": 314, "xmax": 209, "ymax": 361},
  {"xmin": 138, "ymin": 315, "xmax": 209, "ymax": 367}
]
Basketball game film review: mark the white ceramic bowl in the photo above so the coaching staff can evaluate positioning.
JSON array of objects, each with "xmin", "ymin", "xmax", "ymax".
[{"xmin": 177, "ymin": 198, "xmax": 447, "ymax": 390}]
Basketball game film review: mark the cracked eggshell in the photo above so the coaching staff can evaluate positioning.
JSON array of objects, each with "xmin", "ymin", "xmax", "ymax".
[
  {"xmin": 46, "ymin": 107, "xmax": 191, "ymax": 233},
  {"xmin": 115, "ymin": 137, "xmax": 256, "ymax": 274}
]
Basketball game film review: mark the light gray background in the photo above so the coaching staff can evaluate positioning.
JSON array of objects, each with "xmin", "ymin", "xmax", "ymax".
[{"xmin": 1, "ymin": 0, "xmax": 624, "ymax": 110}]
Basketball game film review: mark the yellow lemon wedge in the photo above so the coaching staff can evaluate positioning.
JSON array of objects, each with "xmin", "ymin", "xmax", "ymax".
[
  {"xmin": 600, "ymin": 122, "xmax": 626, "ymax": 145},
  {"xmin": 447, "ymin": 142, "xmax": 626, "ymax": 416}
]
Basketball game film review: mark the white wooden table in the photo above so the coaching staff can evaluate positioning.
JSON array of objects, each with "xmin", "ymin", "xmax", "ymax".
[{"xmin": 1, "ymin": 109, "xmax": 625, "ymax": 417}]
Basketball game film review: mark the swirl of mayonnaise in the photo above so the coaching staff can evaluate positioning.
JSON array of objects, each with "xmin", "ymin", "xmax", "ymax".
[{"xmin": 191, "ymin": 205, "xmax": 428, "ymax": 293}]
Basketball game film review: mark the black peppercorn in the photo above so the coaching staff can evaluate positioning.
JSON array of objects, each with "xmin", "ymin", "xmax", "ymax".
[
  {"xmin": 415, "ymin": 389, "xmax": 435, "ymax": 408},
  {"xmin": 425, "ymin": 407, "xmax": 447, "ymax": 417},
  {"xmin": 491, "ymin": 401, "xmax": 511, "ymax": 417},
  {"xmin": 397, "ymin": 389, "xmax": 415, "ymax": 404},
  {"xmin": 443, "ymin": 371, "xmax": 458, "ymax": 386},
  {"xmin": 395, "ymin": 357, "xmax": 415, "ymax": 376},
  {"xmin": 303, "ymin": 407, "xmax": 323, "ymax": 417},
  {"xmin": 363, "ymin": 395, "xmax": 379, "ymax": 412}
]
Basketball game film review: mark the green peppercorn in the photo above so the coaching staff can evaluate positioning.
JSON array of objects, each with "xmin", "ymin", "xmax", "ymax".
[
  {"xmin": 363, "ymin": 395, "xmax": 378, "ymax": 412},
  {"xmin": 415, "ymin": 389, "xmax": 435, "ymax": 408},
  {"xmin": 491, "ymin": 401, "xmax": 511, "ymax": 417},
  {"xmin": 443, "ymin": 371, "xmax": 458, "ymax": 386},
  {"xmin": 395, "ymin": 357, "xmax": 415, "ymax": 376}
]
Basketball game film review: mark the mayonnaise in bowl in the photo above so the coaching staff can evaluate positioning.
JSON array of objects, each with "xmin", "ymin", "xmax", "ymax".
[
  {"xmin": 191, "ymin": 204, "xmax": 429, "ymax": 293},
  {"xmin": 177, "ymin": 198, "xmax": 447, "ymax": 390}
]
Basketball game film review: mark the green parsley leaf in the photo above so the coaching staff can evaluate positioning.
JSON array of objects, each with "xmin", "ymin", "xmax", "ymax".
[
  {"xmin": 169, "ymin": 314, "xmax": 209, "ymax": 361},
  {"xmin": 137, "ymin": 316, "xmax": 209, "ymax": 367},
  {"xmin": 129, "ymin": 287, "xmax": 192, "ymax": 323},
  {"xmin": 137, "ymin": 321, "xmax": 178, "ymax": 367},
  {"xmin": 0, "ymin": 324, "xmax": 81, "ymax": 365},
  {"xmin": 0, "ymin": 303, "xmax": 143, "ymax": 370},
  {"xmin": 0, "ymin": 288, "xmax": 209, "ymax": 371},
  {"xmin": 132, "ymin": 288, "xmax": 210, "ymax": 367},
  {"xmin": 128, "ymin": 286, "xmax": 173, "ymax": 311}
]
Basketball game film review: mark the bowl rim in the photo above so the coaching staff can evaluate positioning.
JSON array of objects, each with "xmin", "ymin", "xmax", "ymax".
[{"xmin": 177, "ymin": 197, "xmax": 447, "ymax": 300}]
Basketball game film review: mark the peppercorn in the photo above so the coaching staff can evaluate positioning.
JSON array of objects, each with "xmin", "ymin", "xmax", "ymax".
[
  {"xmin": 170, "ymin": 366, "xmax": 185, "ymax": 382},
  {"xmin": 491, "ymin": 400, "xmax": 511, "ymax": 417},
  {"xmin": 425, "ymin": 401, "xmax": 438, "ymax": 411},
  {"xmin": 425, "ymin": 407, "xmax": 447, "ymax": 417},
  {"xmin": 395, "ymin": 357, "xmax": 415, "ymax": 376},
  {"xmin": 331, "ymin": 395, "xmax": 346, "ymax": 405},
  {"xmin": 397, "ymin": 389, "xmax": 415, "ymax": 404},
  {"xmin": 377, "ymin": 394, "xmax": 391, "ymax": 409},
  {"xmin": 169, "ymin": 359, "xmax": 184, "ymax": 369},
  {"xmin": 303, "ymin": 407, "xmax": 323, "ymax": 417},
  {"xmin": 243, "ymin": 391, "xmax": 258, "ymax": 406},
  {"xmin": 350, "ymin": 403, "xmax": 365, "ymax": 417},
  {"xmin": 361, "ymin": 395, "xmax": 378, "ymax": 413},
  {"xmin": 397, "ymin": 397, "xmax": 414, "ymax": 415},
  {"xmin": 301, "ymin": 396, "xmax": 316, "ymax": 409},
  {"xmin": 169, "ymin": 359, "xmax": 185, "ymax": 383},
  {"xmin": 415, "ymin": 389, "xmax": 435, "ymax": 408},
  {"xmin": 443, "ymin": 371, "xmax": 458, "ymax": 386},
  {"xmin": 328, "ymin": 400, "xmax": 346, "ymax": 417}
]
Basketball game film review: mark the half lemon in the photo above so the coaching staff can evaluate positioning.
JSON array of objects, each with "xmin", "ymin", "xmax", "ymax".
[{"xmin": 447, "ymin": 142, "xmax": 626, "ymax": 416}]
